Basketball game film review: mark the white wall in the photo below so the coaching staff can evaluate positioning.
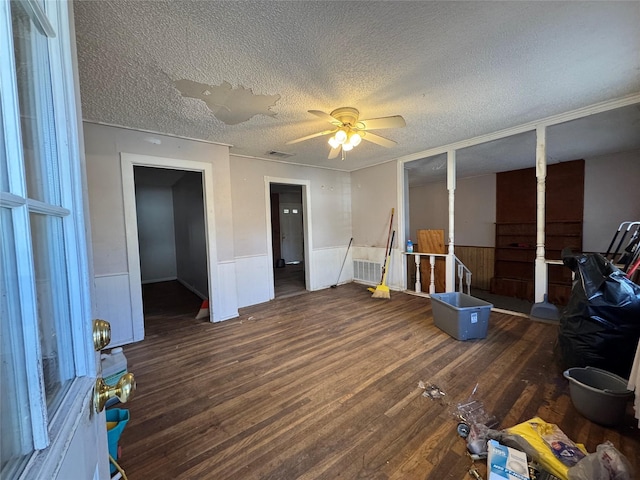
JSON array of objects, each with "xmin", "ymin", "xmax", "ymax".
[
  {"xmin": 229, "ymin": 154, "xmax": 352, "ymax": 306},
  {"xmin": 135, "ymin": 184, "xmax": 177, "ymax": 283},
  {"xmin": 409, "ymin": 174, "xmax": 497, "ymax": 247},
  {"xmin": 173, "ymin": 171, "xmax": 208, "ymax": 298},
  {"xmin": 583, "ymin": 149, "xmax": 640, "ymax": 252}
]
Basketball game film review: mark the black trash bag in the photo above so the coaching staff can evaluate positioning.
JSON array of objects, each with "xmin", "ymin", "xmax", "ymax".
[{"xmin": 556, "ymin": 251, "xmax": 640, "ymax": 379}]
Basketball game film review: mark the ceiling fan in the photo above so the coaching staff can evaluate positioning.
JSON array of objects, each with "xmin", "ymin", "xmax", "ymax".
[{"xmin": 286, "ymin": 107, "xmax": 406, "ymax": 159}]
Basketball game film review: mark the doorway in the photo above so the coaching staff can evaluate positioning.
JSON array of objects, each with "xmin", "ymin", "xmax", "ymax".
[
  {"xmin": 270, "ymin": 183, "xmax": 306, "ymax": 297},
  {"xmin": 120, "ymin": 152, "xmax": 221, "ymax": 345},
  {"xmin": 134, "ymin": 166, "xmax": 208, "ymax": 319}
]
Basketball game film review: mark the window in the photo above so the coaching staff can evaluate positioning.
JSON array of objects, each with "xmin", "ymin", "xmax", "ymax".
[{"xmin": 1, "ymin": 1, "xmax": 92, "ymax": 477}]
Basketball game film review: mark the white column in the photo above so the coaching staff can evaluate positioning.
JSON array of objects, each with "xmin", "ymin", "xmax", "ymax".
[
  {"xmin": 414, "ymin": 254, "xmax": 422, "ymax": 293},
  {"xmin": 429, "ymin": 255, "xmax": 436, "ymax": 294},
  {"xmin": 534, "ymin": 126, "xmax": 548, "ymax": 303},
  {"xmin": 445, "ymin": 150, "xmax": 456, "ymax": 292}
]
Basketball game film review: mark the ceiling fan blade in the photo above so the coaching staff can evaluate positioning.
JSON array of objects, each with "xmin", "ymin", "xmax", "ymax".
[
  {"xmin": 328, "ymin": 145, "xmax": 341, "ymax": 159},
  {"xmin": 358, "ymin": 115, "xmax": 406, "ymax": 130},
  {"xmin": 309, "ymin": 110, "xmax": 342, "ymax": 125},
  {"xmin": 285, "ymin": 129, "xmax": 336, "ymax": 145},
  {"xmin": 362, "ymin": 131, "xmax": 397, "ymax": 148}
]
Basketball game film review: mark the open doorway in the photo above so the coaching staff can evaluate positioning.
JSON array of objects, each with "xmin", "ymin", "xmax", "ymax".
[
  {"xmin": 118, "ymin": 152, "xmax": 221, "ymax": 346},
  {"xmin": 134, "ymin": 166, "xmax": 209, "ymax": 320},
  {"xmin": 270, "ymin": 183, "xmax": 306, "ymax": 298}
]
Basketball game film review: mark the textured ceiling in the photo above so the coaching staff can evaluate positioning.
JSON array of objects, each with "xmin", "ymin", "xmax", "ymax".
[{"xmin": 73, "ymin": 1, "xmax": 640, "ymax": 176}]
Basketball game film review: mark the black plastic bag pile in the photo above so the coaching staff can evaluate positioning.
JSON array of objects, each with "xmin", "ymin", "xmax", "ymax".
[{"xmin": 556, "ymin": 252, "xmax": 640, "ymax": 379}]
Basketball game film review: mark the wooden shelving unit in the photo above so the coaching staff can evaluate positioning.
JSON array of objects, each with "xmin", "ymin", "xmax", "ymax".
[
  {"xmin": 490, "ymin": 160, "xmax": 584, "ymax": 305},
  {"xmin": 492, "ymin": 221, "xmax": 582, "ymax": 303}
]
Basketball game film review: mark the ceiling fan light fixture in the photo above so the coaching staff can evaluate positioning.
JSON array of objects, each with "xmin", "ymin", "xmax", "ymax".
[
  {"xmin": 288, "ymin": 107, "xmax": 405, "ymax": 160},
  {"xmin": 334, "ymin": 129, "xmax": 348, "ymax": 144}
]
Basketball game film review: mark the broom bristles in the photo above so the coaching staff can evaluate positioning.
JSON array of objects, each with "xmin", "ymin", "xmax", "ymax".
[{"xmin": 371, "ymin": 284, "xmax": 390, "ymax": 299}]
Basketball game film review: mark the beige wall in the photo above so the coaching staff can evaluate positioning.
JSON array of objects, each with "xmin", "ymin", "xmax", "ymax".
[
  {"xmin": 84, "ymin": 122, "xmax": 233, "ymax": 275},
  {"xmin": 351, "ymin": 161, "xmax": 398, "ymax": 248},
  {"xmin": 229, "ymin": 155, "xmax": 352, "ymax": 256},
  {"xmin": 408, "ymin": 150, "xmax": 640, "ymax": 254},
  {"xmin": 409, "ymin": 174, "xmax": 496, "ymax": 247},
  {"xmin": 583, "ymin": 149, "xmax": 640, "ymax": 252}
]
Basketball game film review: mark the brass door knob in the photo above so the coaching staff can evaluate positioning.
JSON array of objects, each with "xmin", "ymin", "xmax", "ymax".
[
  {"xmin": 92, "ymin": 319, "xmax": 111, "ymax": 351},
  {"xmin": 94, "ymin": 373, "xmax": 136, "ymax": 413}
]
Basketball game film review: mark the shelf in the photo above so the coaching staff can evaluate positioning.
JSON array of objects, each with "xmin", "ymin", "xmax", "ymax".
[{"xmin": 493, "ymin": 161, "xmax": 584, "ymax": 305}]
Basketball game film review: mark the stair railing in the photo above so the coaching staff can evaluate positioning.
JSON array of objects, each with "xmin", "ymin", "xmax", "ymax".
[{"xmin": 405, "ymin": 252, "xmax": 472, "ymax": 295}]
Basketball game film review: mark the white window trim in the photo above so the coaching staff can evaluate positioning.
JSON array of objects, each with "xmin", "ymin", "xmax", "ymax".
[{"xmin": 2, "ymin": 0, "xmax": 96, "ymax": 477}]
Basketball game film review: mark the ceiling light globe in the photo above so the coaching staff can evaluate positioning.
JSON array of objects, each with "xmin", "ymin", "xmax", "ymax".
[
  {"xmin": 328, "ymin": 136, "xmax": 340, "ymax": 149},
  {"xmin": 335, "ymin": 129, "xmax": 347, "ymax": 144},
  {"xmin": 350, "ymin": 133, "xmax": 362, "ymax": 147},
  {"xmin": 342, "ymin": 143, "xmax": 353, "ymax": 151}
]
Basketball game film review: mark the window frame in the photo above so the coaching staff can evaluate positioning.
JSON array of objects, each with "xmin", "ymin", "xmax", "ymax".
[{"xmin": 1, "ymin": 0, "xmax": 96, "ymax": 477}]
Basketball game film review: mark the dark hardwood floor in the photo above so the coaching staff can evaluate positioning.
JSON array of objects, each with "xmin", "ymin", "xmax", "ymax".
[
  {"xmin": 113, "ymin": 281, "xmax": 640, "ymax": 479},
  {"xmin": 274, "ymin": 263, "xmax": 306, "ymax": 298}
]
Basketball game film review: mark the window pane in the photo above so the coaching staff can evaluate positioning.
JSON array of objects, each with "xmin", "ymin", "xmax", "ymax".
[
  {"xmin": 11, "ymin": 0, "xmax": 60, "ymax": 205},
  {"xmin": 30, "ymin": 212, "xmax": 74, "ymax": 408},
  {"xmin": 0, "ymin": 208, "xmax": 33, "ymax": 476}
]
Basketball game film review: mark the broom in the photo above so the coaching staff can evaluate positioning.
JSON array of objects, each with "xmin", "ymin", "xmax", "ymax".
[
  {"xmin": 368, "ymin": 208, "xmax": 394, "ymax": 293},
  {"xmin": 372, "ymin": 231, "xmax": 395, "ymax": 299}
]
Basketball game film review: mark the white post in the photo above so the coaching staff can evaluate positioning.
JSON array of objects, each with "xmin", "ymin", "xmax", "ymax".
[
  {"xmin": 414, "ymin": 254, "xmax": 422, "ymax": 293},
  {"xmin": 534, "ymin": 126, "xmax": 548, "ymax": 303},
  {"xmin": 429, "ymin": 255, "xmax": 436, "ymax": 294},
  {"xmin": 446, "ymin": 150, "xmax": 456, "ymax": 292}
]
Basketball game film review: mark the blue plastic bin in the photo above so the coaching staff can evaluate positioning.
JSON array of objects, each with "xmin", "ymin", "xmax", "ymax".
[
  {"xmin": 430, "ymin": 292, "xmax": 493, "ymax": 340},
  {"xmin": 106, "ymin": 408, "xmax": 129, "ymax": 474}
]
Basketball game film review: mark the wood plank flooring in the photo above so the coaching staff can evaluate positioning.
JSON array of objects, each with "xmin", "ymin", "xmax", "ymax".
[{"xmin": 113, "ymin": 281, "xmax": 640, "ymax": 479}]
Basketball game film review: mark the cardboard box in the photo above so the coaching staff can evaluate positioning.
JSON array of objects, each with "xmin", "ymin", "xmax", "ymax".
[{"xmin": 487, "ymin": 439, "xmax": 530, "ymax": 480}]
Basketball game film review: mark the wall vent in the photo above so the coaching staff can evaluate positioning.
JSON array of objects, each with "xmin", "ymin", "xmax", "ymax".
[
  {"xmin": 353, "ymin": 260, "xmax": 381, "ymax": 284},
  {"xmin": 267, "ymin": 150, "xmax": 295, "ymax": 158}
]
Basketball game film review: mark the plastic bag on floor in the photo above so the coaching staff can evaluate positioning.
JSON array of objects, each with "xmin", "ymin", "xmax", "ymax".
[
  {"xmin": 505, "ymin": 417, "xmax": 587, "ymax": 480},
  {"xmin": 567, "ymin": 441, "xmax": 634, "ymax": 480},
  {"xmin": 556, "ymin": 252, "xmax": 640, "ymax": 378}
]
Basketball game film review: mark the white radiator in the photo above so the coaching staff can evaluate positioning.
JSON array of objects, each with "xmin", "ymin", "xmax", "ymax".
[{"xmin": 353, "ymin": 260, "xmax": 381, "ymax": 284}]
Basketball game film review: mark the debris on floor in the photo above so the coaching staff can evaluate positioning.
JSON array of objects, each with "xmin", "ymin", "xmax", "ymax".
[
  {"xmin": 418, "ymin": 380, "xmax": 446, "ymax": 399},
  {"xmin": 417, "ymin": 379, "xmax": 635, "ymax": 480},
  {"xmin": 468, "ymin": 467, "xmax": 483, "ymax": 479}
]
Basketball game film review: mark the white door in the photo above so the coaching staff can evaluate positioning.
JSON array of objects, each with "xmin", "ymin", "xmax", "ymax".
[
  {"xmin": 1, "ymin": 1, "xmax": 107, "ymax": 479},
  {"xmin": 280, "ymin": 203, "xmax": 304, "ymax": 264}
]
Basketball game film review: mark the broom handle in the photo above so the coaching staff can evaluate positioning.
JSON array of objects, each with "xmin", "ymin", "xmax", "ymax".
[
  {"xmin": 381, "ymin": 231, "xmax": 396, "ymax": 286},
  {"xmin": 380, "ymin": 208, "xmax": 395, "ymax": 283}
]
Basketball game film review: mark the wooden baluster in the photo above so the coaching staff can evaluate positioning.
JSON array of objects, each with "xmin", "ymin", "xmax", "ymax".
[
  {"xmin": 414, "ymin": 254, "xmax": 422, "ymax": 293},
  {"xmin": 429, "ymin": 256, "xmax": 436, "ymax": 294}
]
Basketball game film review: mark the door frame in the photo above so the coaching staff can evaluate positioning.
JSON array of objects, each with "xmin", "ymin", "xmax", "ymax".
[
  {"xmin": 121, "ymin": 153, "xmax": 220, "ymax": 331},
  {"xmin": 264, "ymin": 177, "xmax": 312, "ymax": 298}
]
